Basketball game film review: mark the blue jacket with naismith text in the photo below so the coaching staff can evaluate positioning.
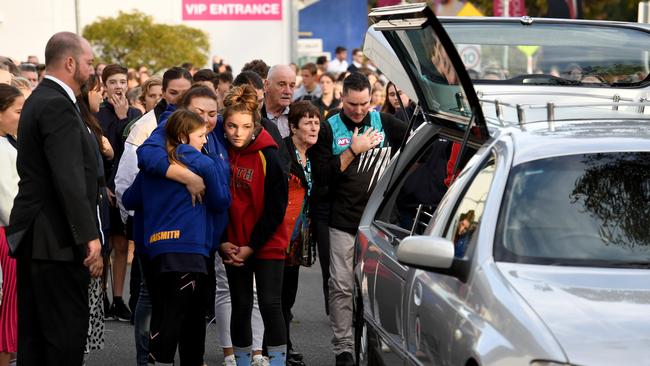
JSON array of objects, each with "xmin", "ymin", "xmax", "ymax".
[
  {"xmin": 134, "ymin": 115, "xmax": 231, "ymax": 254},
  {"xmin": 124, "ymin": 144, "xmax": 230, "ymax": 258}
]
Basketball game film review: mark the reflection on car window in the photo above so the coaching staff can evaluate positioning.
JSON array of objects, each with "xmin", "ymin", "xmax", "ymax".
[
  {"xmin": 394, "ymin": 29, "xmax": 472, "ymax": 121},
  {"xmin": 495, "ymin": 152, "xmax": 650, "ymax": 267},
  {"xmin": 374, "ymin": 139, "xmax": 453, "ymax": 242},
  {"xmin": 445, "ymin": 157, "xmax": 496, "ymax": 258},
  {"xmin": 446, "ymin": 23, "xmax": 650, "ymax": 86}
]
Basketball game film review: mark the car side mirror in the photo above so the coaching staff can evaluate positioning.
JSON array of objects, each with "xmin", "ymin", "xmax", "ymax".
[{"xmin": 396, "ymin": 235, "xmax": 455, "ymax": 270}]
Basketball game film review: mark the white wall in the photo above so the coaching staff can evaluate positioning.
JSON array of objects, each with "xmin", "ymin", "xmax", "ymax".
[
  {"xmin": 0, "ymin": 0, "xmax": 76, "ymax": 63},
  {"xmin": 0, "ymin": 0, "xmax": 292, "ymax": 72}
]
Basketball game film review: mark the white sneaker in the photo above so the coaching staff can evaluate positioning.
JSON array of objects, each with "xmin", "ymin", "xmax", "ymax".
[
  {"xmin": 251, "ymin": 355, "xmax": 270, "ymax": 366},
  {"xmin": 223, "ymin": 354, "xmax": 237, "ymax": 366}
]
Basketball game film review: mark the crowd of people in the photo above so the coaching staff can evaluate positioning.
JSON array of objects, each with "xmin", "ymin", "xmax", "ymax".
[{"xmin": 0, "ymin": 33, "xmax": 422, "ymax": 366}]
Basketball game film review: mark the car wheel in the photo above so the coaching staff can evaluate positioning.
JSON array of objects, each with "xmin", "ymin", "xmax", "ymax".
[
  {"xmin": 357, "ymin": 319, "xmax": 373, "ymax": 366},
  {"xmin": 355, "ymin": 292, "xmax": 374, "ymax": 366}
]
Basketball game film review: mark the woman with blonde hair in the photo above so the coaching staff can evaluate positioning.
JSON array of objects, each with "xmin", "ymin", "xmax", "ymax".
[{"xmin": 220, "ymin": 85, "xmax": 289, "ymax": 366}]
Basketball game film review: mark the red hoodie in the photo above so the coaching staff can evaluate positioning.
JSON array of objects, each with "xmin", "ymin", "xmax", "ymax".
[{"xmin": 226, "ymin": 128, "xmax": 289, "ymax": 260}]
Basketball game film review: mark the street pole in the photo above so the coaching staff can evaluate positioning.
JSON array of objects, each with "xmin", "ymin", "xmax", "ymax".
[
  {"xmin": 74, "ymin": 0, "xmax": 81, "ymax": 34},
  {"xmin": 290, "ymin": 0, "xmax": 299, "ymax": 64},
  {"xmin": 639, "ymin": 1, "xmax": 650, "ymax": 23}
]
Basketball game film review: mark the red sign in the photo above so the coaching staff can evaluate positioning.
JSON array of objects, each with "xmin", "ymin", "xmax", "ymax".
[
  {"xmin": 182, "ymin": 0, "xmax": 283, "ymax": 21},
  {"xmin": 493, "ymin": 0, "xmax": 526, "ymax": 17}
]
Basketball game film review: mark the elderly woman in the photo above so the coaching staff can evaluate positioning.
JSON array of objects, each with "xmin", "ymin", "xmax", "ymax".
[{"xmin": 282, "ymin": 101, "xmax": 320, "ymax": 366}]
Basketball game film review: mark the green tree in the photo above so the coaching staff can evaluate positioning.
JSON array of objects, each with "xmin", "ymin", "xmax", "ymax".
[{"xmin": 83, "ymin": 11, "xmax": 209, "ymax": 72}]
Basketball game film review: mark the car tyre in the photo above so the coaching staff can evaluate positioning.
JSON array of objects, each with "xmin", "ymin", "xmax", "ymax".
[{"xmin": 355, "ymin": 290, "xmax": 375, "ymax": 366}]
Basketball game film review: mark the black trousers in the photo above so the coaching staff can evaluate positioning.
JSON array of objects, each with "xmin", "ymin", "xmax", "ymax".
[
  {"xmin": 313, "ymin": 218, "xmax": 331, "ymax": 313},
  {"xmin": 282, "ymin": 265, "xmax": 300, "ymax": 350},
  {"xmin": 17, "ymin": 256, "xmax": 90, "ymax": 366},
  {"xmin": 148, "ymin": 271, "xmax": 208, "ymax": 365},
  {"xmin": 226, "ymin": 258, "xmax": 286, "ymax": 347}
]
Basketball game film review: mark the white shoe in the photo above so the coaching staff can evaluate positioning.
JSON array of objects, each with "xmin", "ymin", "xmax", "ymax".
[
  {"xmin": 223, "ymin": 354, "xmax": 237, "ymax": 366},
  {"xmin": 251, "ymin": 355, "xmax": 270, "ymax": 366}
]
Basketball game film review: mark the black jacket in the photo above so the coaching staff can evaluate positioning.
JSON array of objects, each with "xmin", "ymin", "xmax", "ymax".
[
  {"xmin": 261, "ymin": 116, "xmax": 291, "ymax": 173},
  {"xmin": 95, "ymin": 98, "xmax": 142, "ymax": 189},
  {"xmin": 283, "ymin": 137, "xmax": 309, "ymax": 190},
  {"xmin": 309, "ymin": 110, "xmax": 407, "ymax": 232},
  {"xmin": 9, "ymin": 78, "xmax": 100, "ymax": 262}
]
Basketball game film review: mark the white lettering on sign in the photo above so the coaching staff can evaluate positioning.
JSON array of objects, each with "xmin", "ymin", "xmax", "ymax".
[
  {"xmin": 209, "ymin": 3, "xmax": 281, "ymax": 16},
  {"xmin": 185, "ymin": 3, "xmax": 208, "ymax": 15},
  {"xmin": 182, "ymin": 0, "xmax": 283, "ymax": 21}
]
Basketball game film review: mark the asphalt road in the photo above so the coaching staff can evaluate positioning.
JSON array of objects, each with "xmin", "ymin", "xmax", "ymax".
[{"xmin": 88, "ymin": 261, "xmax": 334, "ymax": 365}]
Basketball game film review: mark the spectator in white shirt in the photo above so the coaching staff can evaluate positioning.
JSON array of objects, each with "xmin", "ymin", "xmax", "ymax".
[{"xmin": 327, "ymin": 47, "xmax": 349, "ymax": 75}]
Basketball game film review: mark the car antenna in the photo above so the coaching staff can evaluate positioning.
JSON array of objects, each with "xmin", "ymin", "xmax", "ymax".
[{"xmin": 384, "ymin": 82, "xmax": 419, "ymax": 196}]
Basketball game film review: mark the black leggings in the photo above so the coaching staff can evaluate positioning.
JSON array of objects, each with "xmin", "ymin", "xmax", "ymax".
[
  {"xmin": 148, "ymin": 271, "xmax": 207, "ymax": 365},
  {"xmin": 282, "ymin": 265, "xmax": 300, "ymax": 350},
  {"xmin": 314, "ymin": 218, "xmax": 330, "ymax": 311},
  {"xmin": 226, "ymin": 258, "xmax": 286, "ymax": 347}
]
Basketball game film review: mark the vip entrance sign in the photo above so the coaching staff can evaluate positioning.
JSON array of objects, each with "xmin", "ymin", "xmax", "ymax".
[{"xmin": 183, "ymin": 0, "xmax": 283, "ymax": 21}]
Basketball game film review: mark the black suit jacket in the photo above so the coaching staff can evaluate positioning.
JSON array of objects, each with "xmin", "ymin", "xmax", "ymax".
[{"xmin": 8, "ymin": 78, "xmax": 100, "ymax": 262}]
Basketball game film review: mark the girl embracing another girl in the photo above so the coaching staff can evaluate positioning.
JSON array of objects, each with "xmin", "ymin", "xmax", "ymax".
[
  {"xmin": 123, "ymin": 109, "xmax": 230, "ymax": 365},
  {"xmin": 220, "ymin": 85, "xmax": 289, "ymax": 366}
]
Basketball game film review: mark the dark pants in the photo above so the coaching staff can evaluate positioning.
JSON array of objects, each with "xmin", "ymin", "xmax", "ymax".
[
  {"xmin": 17, "ymin": 256, "xmax": 90, "ymax": 366},
  {"xmin": 148, "ymin": 271, "xmax": 207, "ymax": 365},
  {"xmin": 129, "ymin": 251, "xmax": 142, "ymax": 318},
  {"xmin": 314, "ymin": 218, "xmax": 331, "ymax": 313},
  {"xmin": 205, "ymin": 252, "xmax": 217, "ymax": 318},
  {"xmin": 226, "ymin": 258, "xmax": 286, "ymax": 347},
  {"xmin": 282, "ymin": 265, "xmax": 300, "ymax": 350}
]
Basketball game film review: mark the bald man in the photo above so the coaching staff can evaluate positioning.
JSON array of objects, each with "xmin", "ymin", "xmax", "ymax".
[
  {"xmin": 8, "ymin": 31, "xmax": 102, "ymax": 365},
  {"xmin": 262, "ymin": 64, "xmax": 296, "ymax": 138}
]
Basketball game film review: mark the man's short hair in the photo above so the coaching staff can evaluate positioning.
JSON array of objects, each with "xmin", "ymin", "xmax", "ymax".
[
  {"xmin": 217, "ymin": 71, "xmax": 233, "ymax": 84},
  {"xmin": 316, "ymin": 56, "xmax": 328, "ymax": 66},
  {"xmin": 194, "ymin": 68, "xmax": 218, "ymax": 82},
  {"xmin": 0, "ymin": 58, "xmax": 15, "ymax": 74},
  {"xmin": 19, "ymin": 63, "xmax": 37, "ymax": 73},
  {"xmin": 335, "ymin": 46, "xmax": 347, "ymax": 55},
  {"xmin": 44, "ymin": 32, "xmax": 83, "ymax": 67},
  {"xmin": 300, "ymin": 63, "xmax": 317, "ymax": 76},
  {"xmin": 352, "ymin": 48, "xmax": 362, "ymax": 56},
  {"xmin": 102, "ymin": 64, "xmax": 128, "ymax": 84},
  {"xmin": 162, "ymin": 66, "xmax": 193, "ymax": 91},
  {"xmin": 342, "ymin": 72, "xmax": 371, "ymax": 96},
  {"xmin": 241, "ymin": 59, "xmax": 270, "ymax": 79},
  {"xmin": 233, "ymin": 71, "xmax": 264, "ymax": 90}
]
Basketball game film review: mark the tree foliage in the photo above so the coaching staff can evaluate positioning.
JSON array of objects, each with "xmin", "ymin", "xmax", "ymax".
[{"xmin": 83, "ymin": 11, "xmax": 209, "ymax": 72}]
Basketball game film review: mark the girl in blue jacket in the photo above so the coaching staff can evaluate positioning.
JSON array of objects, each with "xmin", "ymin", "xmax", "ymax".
[{"xmin": 124, "ymin": 109, "xmax": 230, "ymax": 365}]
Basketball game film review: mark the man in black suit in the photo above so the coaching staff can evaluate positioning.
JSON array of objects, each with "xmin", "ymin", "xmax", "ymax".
[{"xmin": 8, "ymin": 32, "xmax": 103, "ymax": 365}]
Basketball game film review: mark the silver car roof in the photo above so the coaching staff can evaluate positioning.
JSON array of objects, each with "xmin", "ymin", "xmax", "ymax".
[{"xmin": 497, "ymin": 119, "xmax": 650, "ymax": 166}]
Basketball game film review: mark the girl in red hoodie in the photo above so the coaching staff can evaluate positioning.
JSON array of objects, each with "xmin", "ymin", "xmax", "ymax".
[{"xmin": 219, "ymin": 85, "xmax": 289, "ymax": 366}]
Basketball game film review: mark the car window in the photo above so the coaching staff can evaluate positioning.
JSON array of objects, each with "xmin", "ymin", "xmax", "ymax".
[
  {"xmin": 393, "ymin": 28, "xmax": 474, "ymax": 121},
  {"xmin": 495, "ymin": 152, "xmax": 650, "ymax": 268},
  {"xmin": 444, "ymin": 156, "xmax": 497, "ymax": 258},
  {"xmin": 374, "ymin": 138, "xmax": 453, "ymax": 243},
  {"xmin": 445, "ymin": 23, "xmax": 650, "ymax": 87}
]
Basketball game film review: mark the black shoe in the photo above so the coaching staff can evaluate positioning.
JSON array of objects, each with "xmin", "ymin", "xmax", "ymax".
[
  {"xmin": 287, "ymin": 359, "xmax": 306, "ymax": 366},
  {"xmin": 335, "ymin": 352, "xmax": 354, "ymax": 366},
  {"xmin": 110, "ymin": 297, "xmax": 132, "ymax": 322},
  {"xmin": 103, "ymin": 295, "xmax": 114, "ymax": 320},
  {"xmin": 288, "ymin": 348, "xmax": 303, "ymax": 362}
]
